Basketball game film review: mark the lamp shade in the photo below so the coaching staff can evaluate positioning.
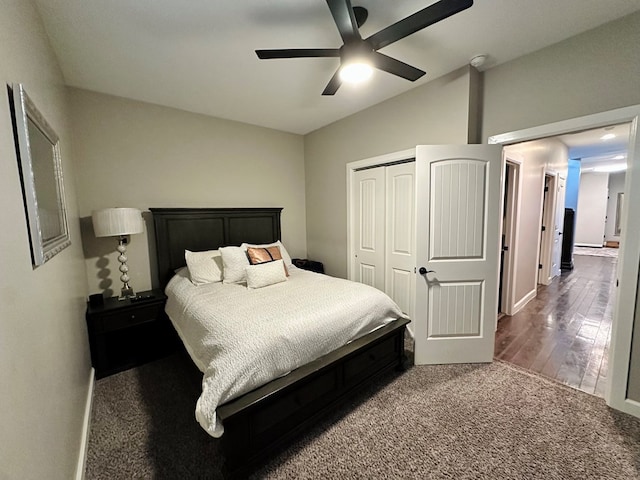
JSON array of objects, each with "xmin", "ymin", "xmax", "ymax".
[{"xmin": 92, "ymin": 208, "xmax": 144, "ymax": 237}]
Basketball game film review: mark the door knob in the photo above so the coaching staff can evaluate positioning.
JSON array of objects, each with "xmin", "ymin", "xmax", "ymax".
[{"xmin": 419, "ymin": 267, "xmax": 436, "ymax": 275}]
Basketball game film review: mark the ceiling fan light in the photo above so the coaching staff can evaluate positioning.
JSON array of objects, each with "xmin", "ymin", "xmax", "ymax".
[{"xmin": 339, "ymin": 62, "xmax": 373, "ymax": 84}]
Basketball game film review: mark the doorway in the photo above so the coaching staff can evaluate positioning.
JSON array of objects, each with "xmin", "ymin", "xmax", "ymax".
[
  {"xmin": 489, "ymin": 106, "xmax": 640, "ymax": 416},
  {"xmin": 495, "ymin": 126, "xmax": 627, "ymax": 398},
  {"xmin": 498, "ymin": 160, "xmax": 520, "ymax": 316}
]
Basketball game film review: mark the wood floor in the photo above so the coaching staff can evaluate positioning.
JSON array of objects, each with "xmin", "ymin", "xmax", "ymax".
[{"xmin": 495, "ymin": 253, "xmax": 617, "ymax": 397}]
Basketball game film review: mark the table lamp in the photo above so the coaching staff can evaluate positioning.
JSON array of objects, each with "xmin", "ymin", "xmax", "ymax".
[{"xmin": 92, "ymin": 207, "xmax": 144, "ymax": 299}]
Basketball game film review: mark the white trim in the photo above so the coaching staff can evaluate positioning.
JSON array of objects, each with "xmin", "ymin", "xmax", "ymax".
[
  {"xmin": 346, "ymin": 148, "xmax": 415, "ymax": 281},
  {"xmin": 501, "ymin": 155, "xmax": 523, "ymax": 316},
  {"xmin": 511, "ymin": 288, "xmax": 537, "ymax": 315},
  {"xmin": 611, "ymin": 397, "xmax": 640, "ymax": 418},
  {"xmin": 533, "ymin": 166, "xmax": 546, "ymax": 286},
  {"xmin": 539, "ymin": 171, "xmax": 559, "ymax": 286},
  {"xmin": 75, "ymin": 368, "xmax": 95, "ymax": 480},
  {"xmin": 488, "ymin": 105, "xmax": 640, "ymax": 146},
  {"xmin": 347, "ymin": 148, "xmax": 416, "ymax": 171},
  {"xmin": 551, "ymin": 174, "xmax": 567, "ymax": 279},
  {"xmin": 489, "ymin": 104, "xmax": 640, "ymax": 418}
]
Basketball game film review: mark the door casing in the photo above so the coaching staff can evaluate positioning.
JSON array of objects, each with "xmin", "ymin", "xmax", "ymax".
[
  {"xmin": 500, "ymin": 156, "xmax": 522, "ymax": 316},
  {"xmin": 489, "ymin": 104, "xmax": 640, "ymax": 418}
]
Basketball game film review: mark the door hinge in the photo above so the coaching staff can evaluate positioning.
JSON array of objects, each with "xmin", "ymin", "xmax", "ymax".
[
  {"xmin": 538, "ymin": 264, "xmax": 543, "ymax": 270},
  {"xmin": 544, "ymin": 186, "xmax": 549, "ymax": 192},
  {"xmin": 541, "ymin": 226, "xmax": 546, "ymax": 232}
]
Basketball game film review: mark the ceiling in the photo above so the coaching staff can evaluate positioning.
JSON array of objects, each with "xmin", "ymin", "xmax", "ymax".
[
  {"xmin": 34, "ymin": 0, "xmax": 640, "ymax": 135},
  {"xmin": 558, "ymin": 123, "xmax": 630, "ymax": 170}
]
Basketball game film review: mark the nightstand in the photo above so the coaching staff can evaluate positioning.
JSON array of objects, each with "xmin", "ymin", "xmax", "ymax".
[
  {"xmin": 85, "ymin": 289, "xmax": 178, "ymax": 379},
  {"xmin": 292, "ymin": 258, "xmax": 325, "ymax": 274}
]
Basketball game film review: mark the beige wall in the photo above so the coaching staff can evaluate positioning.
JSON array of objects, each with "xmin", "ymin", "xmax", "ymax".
[
  {"xmin": 481, "ymin": 11, "xmax": 640, "ymax": 401},
  {"xmin": 1, "ymin": 9, "xmax": 637, "ymax": 478},
  {"xmin": 482, "ymin": 11, "xmax": 640, "ymax": 140},
  {"xmin": 69, "ymin": 89, "xmax": 306, "ymax": 295},
  {"xmin": 0, "ymin": 1, "xmax": 91, "ymax": 479},
  {"xmin": 504, "ymin": 139, "xmax": 568, "ymax": 308},
  {"xmin": 304, "ymin": 66, "xmax": 476, "ymax": 277},
  {"xmin": 302, "ymin": 10, "xmax": 640, "ymax": 286},
  {"xmin": 305, "ymin": 10, "xmax": 640, "ymax": 279}
]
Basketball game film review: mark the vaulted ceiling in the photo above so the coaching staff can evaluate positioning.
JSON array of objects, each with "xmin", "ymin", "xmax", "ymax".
[{"xmin": 34, "ymin": 0, "xmax": 640, "ymax": 134}]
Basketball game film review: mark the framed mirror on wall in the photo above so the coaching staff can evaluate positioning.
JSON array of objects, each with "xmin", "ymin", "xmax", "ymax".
[{"xmin": 9, "ymin": 83, "xmax": 70, "ymax": 267}]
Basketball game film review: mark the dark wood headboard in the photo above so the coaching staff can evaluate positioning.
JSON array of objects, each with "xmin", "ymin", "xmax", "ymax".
[{"xmin": 150, "ymin": 208, "xmax": 282, "ymax": 288}]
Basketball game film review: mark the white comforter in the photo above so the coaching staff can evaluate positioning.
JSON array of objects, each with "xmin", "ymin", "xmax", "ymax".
[{"xmin": 164, "ymin": 266, "xmax": 405, "ymax": 437}]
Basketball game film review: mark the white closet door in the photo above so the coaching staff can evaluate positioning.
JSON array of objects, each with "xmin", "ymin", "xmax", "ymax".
[
  {"xmin": 352, "ymin": 168, "xmax": 385, "ymax": 290},
  {"xmin": 385, "ymin": 162, "xmax": 416, "ymax": 319}
]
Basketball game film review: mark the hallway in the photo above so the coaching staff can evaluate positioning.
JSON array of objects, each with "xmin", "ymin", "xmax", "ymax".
[{"xmin": 494, "ymin": 253, "xmax": 616, "ymax": 397}]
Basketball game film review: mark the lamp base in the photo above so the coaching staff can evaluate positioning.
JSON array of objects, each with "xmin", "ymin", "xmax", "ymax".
[
  {"xmin": 118, "ymin": 287, "xmax": 135, "ymax": 301},
  {"xmin": 116, "ymin": 236, "xmax": 136, "ymax": 300}
]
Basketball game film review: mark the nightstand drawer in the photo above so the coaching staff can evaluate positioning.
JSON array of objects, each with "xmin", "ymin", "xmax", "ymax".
[{"xmin": 100, "ymin": 303, "xmax": 163, "ymax": 332}]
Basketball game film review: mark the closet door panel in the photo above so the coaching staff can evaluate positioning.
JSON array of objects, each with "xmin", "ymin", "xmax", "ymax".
[
  {"xmin": 386, "ymin": 162, "xmax": 416, "ymax": 319},
  {"xmin": 352, "ymin": 168, "xmax": 385, "ymax": 290}
]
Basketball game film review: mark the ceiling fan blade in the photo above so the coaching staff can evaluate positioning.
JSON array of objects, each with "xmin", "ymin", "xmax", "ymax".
[
  {"xmin": 326, "ymin": 0, "xmax": 361, "ymax": 44},
  {"xmin": 256, "ymin": 48, "xmax": 340, "ymax": 59},
  {"xmin": 371, "ymin": 52, "xmax": 426, "ymax": 81},
  {"xmin": 322, "ymin": 69, "xmax": 342, "ymax": 95},
  {"xmin": 367, "ymin": 0, "xmax": 473, "ymax": 51}
]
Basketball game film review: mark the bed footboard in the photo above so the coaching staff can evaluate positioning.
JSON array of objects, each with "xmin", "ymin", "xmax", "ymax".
[{"xmin": 218, "ymin": 317, "xmax": 410, "ymax": 475}]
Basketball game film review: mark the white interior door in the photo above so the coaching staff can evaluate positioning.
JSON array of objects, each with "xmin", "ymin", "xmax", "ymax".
[
  {"xmin": 385, "ymin": 162, "xmax": 416, "ymax": 319},
  {"xmin": 575, "ymin": 172, "xmax": 609, "ymax": 247},
  {"xmin": 538, "ymin": 174, "xmax": 557, "ymax": 286},
  {"xmin": 500, "ymin": 159, "xmax": 521, "ymax": 316},
  {"xmin": 352, "ymin": 168, "xmax": 385, "ymax": 290},
  {"xmin": 552, "ymin": 176, "xmax": 566, "ymax": 278},
  {"xmin": 414, "ymin": 145, "xmax": 502, "ymax": 364}
]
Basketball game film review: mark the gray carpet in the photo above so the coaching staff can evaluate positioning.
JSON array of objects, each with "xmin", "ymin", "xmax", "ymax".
[{"xmin": 86, "ymin": 350, "xmax": 640, "ymax": 479}]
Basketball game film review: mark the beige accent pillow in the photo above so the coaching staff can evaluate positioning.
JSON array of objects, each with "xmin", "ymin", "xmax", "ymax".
[
  {"xmin": 241, "ymin": 240, "xmax": 293, "ymax": 267},
  {"xmin": 185, "ymin": 249, "xmax": 223, "ymax": 285},
  {"xmin": 246, "ymin": 246, "xmax": 289, "ymax": 276}
]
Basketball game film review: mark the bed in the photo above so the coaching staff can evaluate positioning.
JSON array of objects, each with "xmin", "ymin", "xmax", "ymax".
[{"xmin": 151, "ymin": 207, "xmax": 410, "ymax": 473}]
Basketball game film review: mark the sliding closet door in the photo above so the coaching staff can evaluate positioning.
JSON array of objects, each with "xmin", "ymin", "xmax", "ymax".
[
  {"xmin": 385, "ymin": 163, "xmax": 416, "ymax": 319},
  {"xmin": 352, "ymin": 168, "xmax": 385, "ymax": 290}
]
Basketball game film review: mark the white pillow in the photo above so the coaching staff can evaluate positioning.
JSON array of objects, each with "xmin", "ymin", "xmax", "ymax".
[
  {"xmin": 219, "ymin": 246, "xmax": 250, "ymax": 284},
  {"xmin": 185, "ymin": 250, "xmax": 223, "ymax": 285},
  {"xmin": 245, "ymin": 260, "xmax": 287, "ymax": 289},
  {"xmin": 241, "ymin": 240, "xmax": 292, "ymax": 267}
]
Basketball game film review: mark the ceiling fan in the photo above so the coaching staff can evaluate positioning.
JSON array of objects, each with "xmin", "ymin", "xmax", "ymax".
[{"xmin": 255, "ymin": 0, "xmax": 474, "ymax": 95}]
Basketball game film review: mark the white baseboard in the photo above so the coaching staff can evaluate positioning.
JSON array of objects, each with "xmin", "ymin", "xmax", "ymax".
[
  {"xmin": 75, "ymin": 368, "xmax": 95, "ymax": 480},
  {"xmin": 511, "ymin": 289, "xmax": 537, "ymax": 315}
]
